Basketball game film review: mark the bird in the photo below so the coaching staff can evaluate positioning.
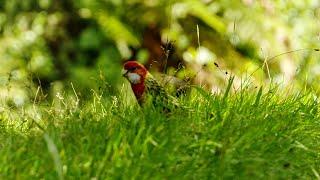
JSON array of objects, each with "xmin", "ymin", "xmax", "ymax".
[{"xmin": 122, "ymin": 60, "xmax": 180, "ymax": 109}]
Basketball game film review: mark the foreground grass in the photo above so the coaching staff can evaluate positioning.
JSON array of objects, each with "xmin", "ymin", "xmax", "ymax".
[{"xmin": 0, "ymin": 84, "xmax": 319, "ymax": 179}]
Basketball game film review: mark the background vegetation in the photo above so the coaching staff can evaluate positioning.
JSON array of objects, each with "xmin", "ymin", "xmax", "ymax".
[
  {"xmin": 1, "ymin": 0, "xmax": 320, "ymax": 106},
  {"xmin": 0, "ymin": 0, "xmax": 320, "ymax": 179}
]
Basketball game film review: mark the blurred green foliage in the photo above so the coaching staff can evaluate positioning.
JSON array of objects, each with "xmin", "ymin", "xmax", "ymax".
[{"xmin": 0, "ymin": 0, "xmax": 320, "ymax": 106}]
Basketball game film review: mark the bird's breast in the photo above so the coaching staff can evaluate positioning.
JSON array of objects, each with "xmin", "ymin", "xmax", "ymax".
[{"xmin": 131, "ymin": 83, "xmax": 146, "ymax": 102}]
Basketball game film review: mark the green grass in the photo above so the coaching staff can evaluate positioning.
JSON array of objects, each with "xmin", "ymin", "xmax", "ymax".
[{"xmin": 0, "ymin": 82, "xmax": 319, "ymax": 179}]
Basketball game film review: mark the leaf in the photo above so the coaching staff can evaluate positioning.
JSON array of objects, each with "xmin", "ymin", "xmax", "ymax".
[
  {"xmin": 95, "ymin": 11, "xmax": 140, "ymax": 47},
  {"xmin": 186, "ymin": 0, "xmax": 226, "ymax": 34}
]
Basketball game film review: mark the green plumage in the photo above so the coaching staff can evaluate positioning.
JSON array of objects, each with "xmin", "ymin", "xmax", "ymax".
[{"xmin": 144, "ymin": 73, "xmax": 180, "ymax": 110}]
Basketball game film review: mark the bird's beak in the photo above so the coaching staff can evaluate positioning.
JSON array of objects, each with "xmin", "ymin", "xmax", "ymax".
[{"xmin": 122, "ymin": 69, "xmax": 128, "ymax": 77}]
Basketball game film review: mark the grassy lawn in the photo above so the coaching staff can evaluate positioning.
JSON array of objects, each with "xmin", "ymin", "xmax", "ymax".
[{"xmin": 0, "ymin": 82, "xmax": 319, "ymax": 179}]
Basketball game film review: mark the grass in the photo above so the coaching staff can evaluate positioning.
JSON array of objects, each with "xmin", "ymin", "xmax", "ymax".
[{"xmin": 0, "ymin": 80, "xmax": 319, "ymax": 179}]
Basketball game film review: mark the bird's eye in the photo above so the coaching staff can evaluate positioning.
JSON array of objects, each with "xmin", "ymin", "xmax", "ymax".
[{"xmin": 129, "ymin": 67, "xmax": 138, "ymax": 71}]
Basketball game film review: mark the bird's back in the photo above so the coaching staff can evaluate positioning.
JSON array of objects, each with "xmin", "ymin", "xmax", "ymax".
[{"xmin": 144, "ymin": 73, "xmax": 179, "ymax": 109}]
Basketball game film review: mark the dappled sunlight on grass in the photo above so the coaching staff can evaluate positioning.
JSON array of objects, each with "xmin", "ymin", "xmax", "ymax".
[
  {"xmin": 0, "ymin": 81, "xmax": 319, "ymax": 179},
  {"xmin": 0, "ymin": 0, "xmax": 320, "ymax": 179}
]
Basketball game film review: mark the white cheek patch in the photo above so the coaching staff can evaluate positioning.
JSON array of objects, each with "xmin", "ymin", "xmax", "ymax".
[{"xmin": 127, "ymin": 73, "xmax": 141, "ymax": 84}]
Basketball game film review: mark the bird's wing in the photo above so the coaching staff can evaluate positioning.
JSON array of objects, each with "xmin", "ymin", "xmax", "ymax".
[
  {"xmin": 145, "ymin": 73, "xmax": 181, "ymax": 107},
  {"xmin": 154, "ymin": 73, "xmax": 191, "ymax": 97},
  {"xmin": 145, "ymin": 73, "xmax": 169, "ymax": 98}
]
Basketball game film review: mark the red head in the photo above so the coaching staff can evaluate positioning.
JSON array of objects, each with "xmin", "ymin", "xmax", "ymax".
[
  {"xmin": 122, "ymin": 61, "xmax": 148, "ymax": 103},
  {"xmin": 122, "ymin": 61, "xmax": 148, "ymax": 84}
]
